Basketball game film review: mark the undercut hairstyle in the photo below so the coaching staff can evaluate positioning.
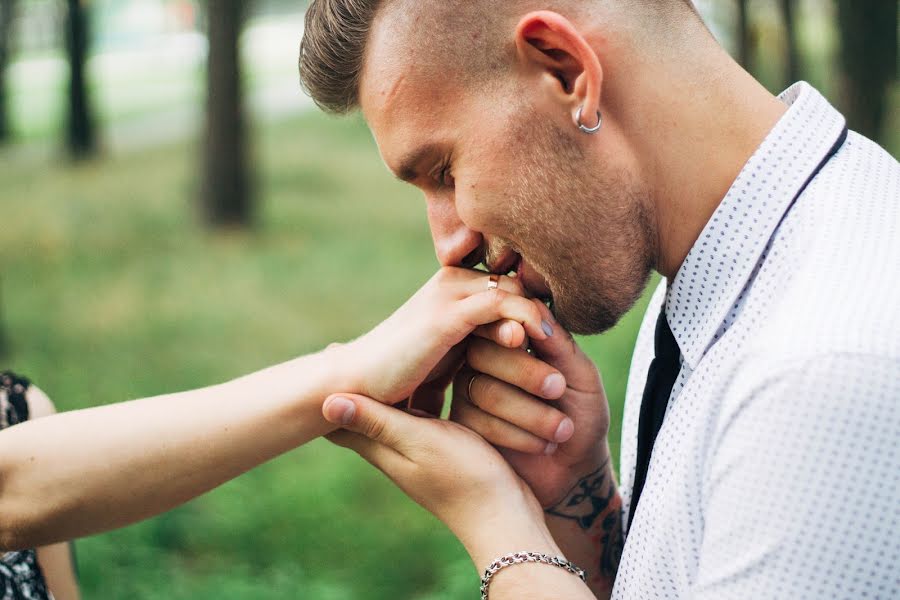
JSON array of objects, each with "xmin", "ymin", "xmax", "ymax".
[{"xmin": 299, "ymin": 0, "xmax": 700, "ymax": 115}]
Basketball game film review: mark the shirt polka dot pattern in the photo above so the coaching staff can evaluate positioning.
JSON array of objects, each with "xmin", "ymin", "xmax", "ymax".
[{"xmin": 614, "ymin": 83, "xmax": 900, "ymax": 599}]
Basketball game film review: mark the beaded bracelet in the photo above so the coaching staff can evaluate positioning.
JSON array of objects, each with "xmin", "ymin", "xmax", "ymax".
[{"xmin": 480, "ymin": 551, "xmax": 586, "ymax": 599}]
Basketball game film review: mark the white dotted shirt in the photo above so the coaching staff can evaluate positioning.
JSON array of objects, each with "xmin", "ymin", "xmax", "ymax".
[{"xmin": 614, "ymin": 83, "xmax": 900, "ymax": 599}]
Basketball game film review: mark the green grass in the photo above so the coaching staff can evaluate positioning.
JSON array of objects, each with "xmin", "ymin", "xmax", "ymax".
[{"xmin": 0, "ymin": 111, "xmax": 651, "ymax": 598}]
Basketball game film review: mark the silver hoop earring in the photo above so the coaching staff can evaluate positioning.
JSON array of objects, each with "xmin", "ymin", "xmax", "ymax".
[{"xmin": 575, "ymin": 106, "xmax": 602, "ymax": 134}]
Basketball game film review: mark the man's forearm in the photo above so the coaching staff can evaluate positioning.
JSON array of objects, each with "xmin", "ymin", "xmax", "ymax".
[{"xmin": 544, "ymin": 458, "xmax": 623, "ymax": 599}]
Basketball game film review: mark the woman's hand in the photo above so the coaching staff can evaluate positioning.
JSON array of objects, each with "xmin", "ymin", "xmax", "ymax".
[{"xmin": 329, "ymin": 267, "xmax": 552, "ymax": 407}]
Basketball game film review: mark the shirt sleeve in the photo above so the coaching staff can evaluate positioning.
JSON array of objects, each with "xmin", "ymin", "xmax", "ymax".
[{"xmin": 692, "ymin": 353, "xmax": 900, "ymax": 600}]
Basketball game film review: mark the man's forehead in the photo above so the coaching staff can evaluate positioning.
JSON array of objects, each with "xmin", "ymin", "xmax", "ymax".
[
  {"xmin": 360, "ymin": 26, "xmax": 459, "ymax": 179},
  {"xmin": 358, "ymin": 4, "xmax": 420, "ymax": 116}
]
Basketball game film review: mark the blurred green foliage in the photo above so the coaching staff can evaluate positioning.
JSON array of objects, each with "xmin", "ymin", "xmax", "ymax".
[
  {"xmin": 0, "ymin": 4, "xmax": 894, "ymax": 595},
  {"xmin": 1, "ymin": 111, "xmax": 653, "ymax": 598}
]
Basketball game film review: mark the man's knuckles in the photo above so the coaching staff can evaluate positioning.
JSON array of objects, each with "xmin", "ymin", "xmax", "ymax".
[
  {"xmin": 467, "ymin": 339, "xmax": 562, "ymax": 398},
  {"xmin": 358, "ymin": 413, "xmax": 390, "ymax": 443},
  {"xmin": 463, "ymin": 374, "xmax": 570, "ymax": 445},
  {"xmin": 468, "ymin": 374, "xmax": 502, "ymax": 411},
  {"xmin": 470, "ymin": 412, "xmax": 546, "ymax": 454}
]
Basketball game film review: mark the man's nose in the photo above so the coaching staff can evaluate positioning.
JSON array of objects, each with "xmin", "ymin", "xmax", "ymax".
[{"xmin": 426, "ymin": 195, "xmax": 482, "ymax": 267}]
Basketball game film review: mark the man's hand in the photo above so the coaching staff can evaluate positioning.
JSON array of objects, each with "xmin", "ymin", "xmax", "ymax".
[
  {"xmin": 322, "ymin": 393, "xmax": 595, "ymax": 599},
  {"xmin": 450, "ymin": 300, "xmax": 610, "ymax": 507},
  {"xmin": 322, "ymin": 394, "xmax": 559, "ymax": 566},
  {"xmin": 450, "ymin": 301, "xmax": 623, "ymax": 596}
]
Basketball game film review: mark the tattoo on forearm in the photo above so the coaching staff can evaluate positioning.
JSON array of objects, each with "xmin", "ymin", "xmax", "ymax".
[{"xmin": 545, "ymin": 462, "xmax": 624, "ymax": 580}]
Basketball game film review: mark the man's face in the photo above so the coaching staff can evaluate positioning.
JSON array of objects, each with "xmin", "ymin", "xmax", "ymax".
[{"xmin": 360, "ymin": 20, "xmax": 655, "ymax": 334}]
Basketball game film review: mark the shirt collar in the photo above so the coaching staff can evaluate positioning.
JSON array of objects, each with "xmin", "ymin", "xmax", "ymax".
[{"xmin": 665, "ymin": 82, "xmax": 847, "ymax": 370}]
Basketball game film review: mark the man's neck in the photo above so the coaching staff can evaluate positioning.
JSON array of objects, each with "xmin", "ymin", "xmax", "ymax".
[{"xmin": 612, "ymin": 40, "xmax": 788, "ymax": 280}]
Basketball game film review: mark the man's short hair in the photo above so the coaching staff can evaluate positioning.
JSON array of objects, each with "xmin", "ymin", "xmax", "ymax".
[
  {"xmin": 299, "ymin": 0, "xmax": 382, "ymax": 114},
  {"xmin": 299, "ymin": 0, "xmax": 699, "ymax": 115}
]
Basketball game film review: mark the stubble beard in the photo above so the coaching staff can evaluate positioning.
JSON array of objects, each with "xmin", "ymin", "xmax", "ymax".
[{"xmin": 504, "ymin": 112, "xmax": 656, "ymax": 335}]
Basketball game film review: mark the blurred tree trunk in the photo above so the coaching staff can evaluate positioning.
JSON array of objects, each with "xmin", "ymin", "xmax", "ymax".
[
  {"xmin": 64, "ymin": 0, "xmax": 97, "ymax": 158},
  {"xmin": 836, "ymin": 0, "xmax": 898, "ymax": 142},
  {"xmin": 0, "ymin": 0, "xmax": 15, "ymax": 143},
  {"xmin": 736, "ymin": 0, "xmax": 752, "ymax": 72},
  {"xmin": 778, "ymin": 0, "xmax": 800, "ymax": 86},
  {"xmin": 202, "ymin": 1, "xmax": 252, "ymax": 227}
]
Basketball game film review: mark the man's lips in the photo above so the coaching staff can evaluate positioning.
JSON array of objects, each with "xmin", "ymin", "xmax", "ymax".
[
  {"xmin": 517, "ymin": 257, "xmax": 552, "ymax": 300},
  {"xmin": 487, "ymin": 251, "xmax": 551, "ymax": 301},
  {"xmin": 487, "ymin": 251, "xmax": 520, "ymax": 276}
]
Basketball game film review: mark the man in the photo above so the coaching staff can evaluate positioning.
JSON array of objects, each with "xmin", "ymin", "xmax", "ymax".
[{"xmin": 300, "ymin": 1, "xmax": 900, "ymax": 598}]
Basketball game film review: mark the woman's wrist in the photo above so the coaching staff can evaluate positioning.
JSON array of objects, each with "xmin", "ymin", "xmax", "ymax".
[
  {"xmin": 318, "ymin": 341, "xmax": 371, "ymax": 397},
  {"xmin": 224, "ymin": 348, "xmax": 355, "ymax": 434}
]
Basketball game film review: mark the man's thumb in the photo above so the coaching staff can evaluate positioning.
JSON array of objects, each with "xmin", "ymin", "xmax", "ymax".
[
  {"xmin": 323, "ymin": 395, "xmax": 358, "ymax": 426},
  {"xmin": 323, "ymin": 393, "xmax": 402, "ymax": 446}
]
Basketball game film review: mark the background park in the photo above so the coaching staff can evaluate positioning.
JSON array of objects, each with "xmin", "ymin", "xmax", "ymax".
[{"xmin": 0, "ymin": 1, "xmax": 896, "ymax": 598}]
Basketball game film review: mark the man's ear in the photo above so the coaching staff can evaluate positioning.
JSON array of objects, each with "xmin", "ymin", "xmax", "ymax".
[{"xmin": 514, "ymin": 11, "xmax": 603, "ymax": 129}]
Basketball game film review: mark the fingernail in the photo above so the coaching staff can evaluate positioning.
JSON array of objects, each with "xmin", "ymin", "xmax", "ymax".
[
  {"xmin": 325, "ymin": 396, "xmax": 356, "ymax": 426},
  {"xmin": 554, "ymin": 418, "xmax": 575, "ymax": 443},
  {"xmin": 541, "ymin": 320, "xmax": 553, "ymax": 337},
  {"xmin": 541, "ymin": 373, "xmax": 566, "ymax": 398},
  {"xmin": 500, "ymin": 322, "xmax": 514, "ymax": 346},
  {"xmin": 544, "ymin": 442, "xmax": 558, "ymax": 456}
]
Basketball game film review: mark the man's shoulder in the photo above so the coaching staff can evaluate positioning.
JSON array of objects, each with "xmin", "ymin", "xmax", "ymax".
[{"xmin": 753, "ymin": 133, "xmax": 900, "ymax": 362}]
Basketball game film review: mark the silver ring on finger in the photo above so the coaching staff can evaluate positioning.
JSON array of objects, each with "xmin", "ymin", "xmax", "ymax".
[
  {"xmin": 467, "ymin": 372, "xmax": 482, "ymax": 402},
  {"xmin": 487, "ymin": 274, "xmax": 500, "ymax": 291}
]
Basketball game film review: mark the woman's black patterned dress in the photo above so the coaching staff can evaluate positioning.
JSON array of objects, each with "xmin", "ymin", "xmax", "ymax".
[{"xmin": 0, "ymin": 373, "xmax": 52, "ymax": 600}]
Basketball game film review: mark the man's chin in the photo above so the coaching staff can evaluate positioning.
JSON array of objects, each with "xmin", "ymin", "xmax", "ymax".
[{"xmin": 549, "ymin": 287, "xmax": 637, "ymax": 336}]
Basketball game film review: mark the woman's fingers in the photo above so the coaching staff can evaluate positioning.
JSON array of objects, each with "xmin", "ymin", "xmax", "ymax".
[
  {"xmin": 472, "ymin": 320, "xmax": 527, "ymax": 349},
  {"xmin": 449, "ymin": 290, "xmax": 548, "ymax": 344},
  {"xmin": 424, "ymin": 268, "xmax": 539, "ymax": 352},
  {"xmin": 440, "ymin": 267, "xmax": 527, "ymax": 299}
]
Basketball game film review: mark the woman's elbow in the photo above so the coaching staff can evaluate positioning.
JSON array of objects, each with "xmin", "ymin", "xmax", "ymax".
[
  {"xmin": 0, "ymin": 477, "xmax": 39, "ymax": 551},
  {"xmin": 0, "ymin": 386, "xmax": 59, "ymax": 551}
]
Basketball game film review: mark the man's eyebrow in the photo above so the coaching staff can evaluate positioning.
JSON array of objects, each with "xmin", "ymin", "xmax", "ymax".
[{"xmin": 394, "ymin": 143, "xmax": 443, "ymax": 184}]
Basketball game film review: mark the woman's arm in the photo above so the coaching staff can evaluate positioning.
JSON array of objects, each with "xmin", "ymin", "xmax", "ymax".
[
  {"xmin": 0, "ymin": 267, "xmax": 553, "ymax": 551},
  {"xmin": 0, "ymin": 353, "xmax": 342, "ymax": 550},
  {"xmin": 35, "ymin": 544, "xmax": 80, "ymax": 600},
  {"xmin": 27, "ymin": 387, "xmax": 81, "ymax": 600}
]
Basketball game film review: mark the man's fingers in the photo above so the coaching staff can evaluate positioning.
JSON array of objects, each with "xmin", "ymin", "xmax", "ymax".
[
  {"xmin": 409, "ymin": 380, "xmax": 448, "ymax": 418},
  {"xmin": 450, "ymin": 388, "xmax": 555, "ymax": 455},
  {"xmin": 529, "ymin": 300, "xmax": 603, "ymax": 393},
  {"xmin": 473, "ymin": 320, "xmax": 527, "ymax": 349},
  {"xmin": 462, "ymin": 367, "xmax": 574, "ymax": 445},
  {"xmin": 467, "ymin": 337, "xmax": 566, "ymax": 400},
  {"xmin": 325, "ymin": 429, "xmax": 407, "ymax": 475},
  {"xmin": 323, "ymin": 394, "xmax": 419, "ymax": 455}
]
